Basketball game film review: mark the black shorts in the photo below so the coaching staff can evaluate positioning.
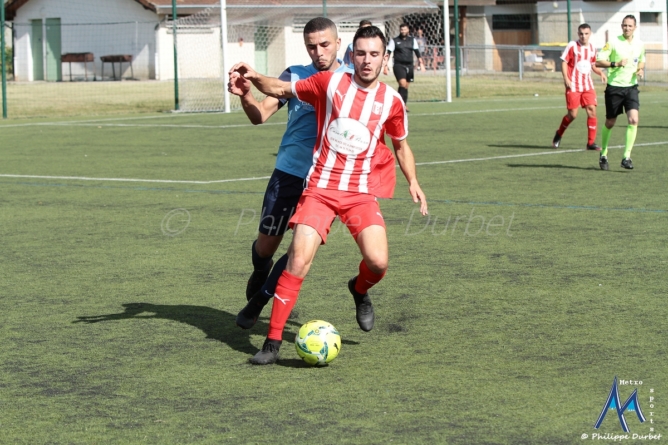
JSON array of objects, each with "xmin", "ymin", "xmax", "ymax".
[
  {"xmin": 604, "ymin": 85, "xmax": 639, "ymax": 119},
  {"xmin": 258, "ymin": 169, "xmax": 306, "ymax": 236},
  {"xmin": 393, "ymin": 63, "xmax": 414, "ymax": 82}
]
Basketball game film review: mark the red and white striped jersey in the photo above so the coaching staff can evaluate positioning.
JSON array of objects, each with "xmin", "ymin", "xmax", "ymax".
[
  {"xmin": 292, "ymin": 71, "xmax": 407, "ymax": 198},
  {"xmin": 561, "ymin": 41, "xmax": 596, "ymax": 92}
]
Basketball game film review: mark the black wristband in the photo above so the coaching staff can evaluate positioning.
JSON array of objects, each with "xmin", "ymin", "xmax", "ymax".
[{"xmin": 610, "ymin": 61, "xmax": 616, "ymax": 68}]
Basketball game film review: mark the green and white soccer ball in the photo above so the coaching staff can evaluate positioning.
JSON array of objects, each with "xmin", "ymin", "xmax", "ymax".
[{"xmin": 294, "ymin": 320, "xmax": 341, "ymax": 366}]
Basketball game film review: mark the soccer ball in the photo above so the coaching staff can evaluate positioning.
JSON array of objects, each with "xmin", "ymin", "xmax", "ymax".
[{"xmin": 294, "ymin": 320, "xmax": 341, "ymax": 366}]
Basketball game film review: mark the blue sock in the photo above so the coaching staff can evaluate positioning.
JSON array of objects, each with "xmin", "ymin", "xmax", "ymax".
[
  {"xmin": 251, "ymin": 240, "xmax": 273, "ymax": 271},
  {"xmin": 258, "ymin": 253, "xmax": 289, "ymax": 302}
]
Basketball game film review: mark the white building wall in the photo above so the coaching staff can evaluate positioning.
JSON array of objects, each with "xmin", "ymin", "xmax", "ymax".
[
  {"xmin": 536, "ymin": 0, "xmax": 667, "ymax": 50},
  {"xmin": 12, "ymin": 0, "xmax": 158, "ymax": 81},
  {"xmin": 285, "ymin": 27, "xmax": 313, "ymax": 68},
  {"xmin": 266, "ymin": 26, "xmax": 286, "ymax": 77}
]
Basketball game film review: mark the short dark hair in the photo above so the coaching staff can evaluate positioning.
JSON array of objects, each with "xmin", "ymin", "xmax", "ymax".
[
  {"xmin": 303, "ymin": 17, "xmax": 338, "ymax": 37},
  {"xmin": 359, "ymin": 20, "xmax": 372, "ymax": 28},
  {"xmin": 353, "ymin": 25, "xmax": 387, "ymax": 53},
  {"xmin": 622, "ymin": 14, "xmax": 637, "ymax": 25},
  {"xmin": 399, "ymin": 23, "xmax": 409, "ymax": 29},
  {"xmin": 578, "ymin": 23, "xmax": 591, "ymax": 31}
]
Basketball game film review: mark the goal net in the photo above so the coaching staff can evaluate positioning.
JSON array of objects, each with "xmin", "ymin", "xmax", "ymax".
[{"xmin": 173, "ymin": 1, "xmax": 446, "ymax": 112}]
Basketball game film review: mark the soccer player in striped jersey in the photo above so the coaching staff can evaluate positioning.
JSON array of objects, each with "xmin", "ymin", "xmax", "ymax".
[
  {"xmin": 552, "ymin": 23, "xmax": 607, "ymax": 151},
  {"xmin": 229, "ymin": 25, "xmax": 428, "ymax": 365},
  {"xmin": 228, "ymin": 18, "xmax": 352, "ymax": 328}
]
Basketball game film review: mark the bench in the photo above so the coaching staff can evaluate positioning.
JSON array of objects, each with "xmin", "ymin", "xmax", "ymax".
[
  {"xmin": 61, "ymin": 53, "xmax": 95, "ymax": 81},
  {"xmin": 100, "ymin": 55, "xmax": 134, "ymax": 80}
]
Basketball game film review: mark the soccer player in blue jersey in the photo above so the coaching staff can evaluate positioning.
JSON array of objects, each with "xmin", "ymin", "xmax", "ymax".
[{"xmin": 228, "ymin": 17, "xmax": 353, "ymax": 328}]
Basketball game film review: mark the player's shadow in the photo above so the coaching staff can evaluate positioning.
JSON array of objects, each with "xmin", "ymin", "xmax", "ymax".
[
  {"xmin": 488, "ymin": 144, "xmax": 556, "ymax": 150},
  {"xmin": 74, "ymin": 303, "xmax": 359, "ymax": 367},
  {"xmin": 639, "ymin": 125, "xmax": 668, "ymax": 129},
  {"xmin": 507, "ymin": 163, "xmax": 606, "ymax": 171}
]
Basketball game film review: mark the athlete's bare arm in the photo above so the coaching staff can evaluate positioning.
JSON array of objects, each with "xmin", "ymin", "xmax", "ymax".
[
  {"xmin": 229, "ymin": 62, "xmax": 294, "ymax": 100},
  {"xmin": 228, "ymin": 70, "xmax": 281, "ymax": 124},
  {"xmin": 561, "ymin": 60, "xmax": 571, "ymax": 89},
  {"xmin": 595, "ymin": 58, "xmax": 628, "ymax": 68},
  {"xmin": 392, "ymin": 138, "xmax": 428, "ymax": 216},
  {"xmin": 591, "ymin": 63, "xmax": 607, "ymax": 84}
]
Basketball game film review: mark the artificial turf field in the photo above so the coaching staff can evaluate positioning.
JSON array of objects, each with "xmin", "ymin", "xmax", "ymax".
[{"xmin": 1, "ymin": 90, "xmax": 667, "ymax": 444}]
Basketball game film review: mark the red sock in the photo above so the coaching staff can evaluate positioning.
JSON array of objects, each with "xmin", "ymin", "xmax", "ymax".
[
  {"xmin": 354, "ymin": 260, "xmax": 386, "ymax": 295},
  {"xmin": 267, "ymin": 270, "xmax": 303, "ymax": 341},
  {"xmin": 587, "ymin": 117, "xmax": 597, "ymax": 145},
  {"xmin": 557, "ymin": 115, "xmax": 573, "ymax": 136}
]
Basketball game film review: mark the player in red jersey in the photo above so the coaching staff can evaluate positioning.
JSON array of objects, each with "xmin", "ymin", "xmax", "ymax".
[
  {"xmin": 229, "ymin": 25, "xmax": 428, "ymax": 365},
  {"xmin": 552, "ymin": 23, "xmax": 607, "ymax": 151}
]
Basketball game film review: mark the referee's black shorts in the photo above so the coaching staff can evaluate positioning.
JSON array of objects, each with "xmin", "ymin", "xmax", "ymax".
[
  {"xmin": 604, "ymin": 85, "xmax": 639, "ymax": 119},
  {"xmin": 393, "ymin": 63, "xmax": 414, "ymax": 82}
]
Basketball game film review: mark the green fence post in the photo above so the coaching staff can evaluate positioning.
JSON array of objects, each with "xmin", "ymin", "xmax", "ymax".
[
  {"xmin": 172, "ymin": 0, "xmax": 179, "ymax": 110},
  {"xmin": 454, "ymin": 0, "xmax": 460, "ymax": 98},
  {"xmin": 322, "ymin": 0, "xmax": 327, "ymax": 18},
  {"xmin": 567, "ymin": 0, "xmax": 572, "ymax": 42},
  {"xmin": 1, "ymin": 2, "xmax": 8, "ymax": 119}
]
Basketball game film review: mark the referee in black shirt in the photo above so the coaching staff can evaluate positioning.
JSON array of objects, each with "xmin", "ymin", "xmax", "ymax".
[{"xmin": 384, "ymin": 23, "xmax": 425, "ymax": 110}]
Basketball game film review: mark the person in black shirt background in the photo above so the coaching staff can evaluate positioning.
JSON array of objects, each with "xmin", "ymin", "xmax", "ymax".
[{"xmin": 384, "ymin": 23, "xmax": 425, "ymax": 110}]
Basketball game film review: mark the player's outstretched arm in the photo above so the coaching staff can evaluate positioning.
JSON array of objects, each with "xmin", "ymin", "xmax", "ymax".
[
  {"xmin": 227, "ymin": 68, "xmax": 280, "ymax": 125},
  {"xmin": 229, "ymin": 62, "xmax": 294, "ymax": 100},
  {"xmin": 392, "ymin": 138, "xmax": 428, "ymax": 216}
]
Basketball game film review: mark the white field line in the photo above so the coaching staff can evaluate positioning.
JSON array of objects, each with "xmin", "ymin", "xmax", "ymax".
[
  {"xmin": 413, "ymin": 141, "xmax": 668, "ymax": 166},
  {"xmin": 40, "ymin": 100, "xmax": 661, "ymax": 127},
  {"xmin": 1, "ymin": 99, "xmax": 664, "ymax": 129},
  {"xmin": 412, "ymin": 105, "xmax": 562, "ymax": 117},
  {"xmin": 47, "ymin": 122, "xmax": 288, "ymax": 129},
  {"xmin": 1, "ymin": 141, "xmax": 665, "ymax": 185},
  {"xmin": 0, "ymin": 105, "xmax": 563, "ymax": 129},
  {"xmin": 0, "ymin": 174, "xmax": 271, "ymax": 184},
  {"xmin": 0, "ymin": 112, "xmax": 220, "ymax": 128}
]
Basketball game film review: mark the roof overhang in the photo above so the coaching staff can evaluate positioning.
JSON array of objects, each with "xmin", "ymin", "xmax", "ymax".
[{"xmin": 4, "ymin": 0, "xmax": 156, "ymax": 20}]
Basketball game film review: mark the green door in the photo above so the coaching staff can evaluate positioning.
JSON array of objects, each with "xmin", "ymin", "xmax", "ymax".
[
  {"xmin": 254, "ymin": 27, "xmax": 268, "ymax": 75},
  {"xmin": 31, "ymin": 19, "xmax": 43, "ymax": 81},
  {"xmin": 45, "ymin": 18, "xmax": 62, "ymax": 81}
]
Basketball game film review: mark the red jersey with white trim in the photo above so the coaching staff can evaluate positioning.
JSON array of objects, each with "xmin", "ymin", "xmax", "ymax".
[
  {"xmin": 292, "ymin": 71, "xmax": 407, "ymax": 198},
  {"xmin": 561, "ymin": 41, "xmax": 596, "ymax": 92}
]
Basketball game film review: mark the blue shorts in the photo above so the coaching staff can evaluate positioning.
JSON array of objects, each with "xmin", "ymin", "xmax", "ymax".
[{"xmin": 258, "ymin": 169, "xmax": 306, "ymax": 236}]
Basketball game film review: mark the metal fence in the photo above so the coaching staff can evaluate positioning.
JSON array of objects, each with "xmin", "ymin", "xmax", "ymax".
[{"xmin": 451, "ymin": 45, "xmax": 668, "ymax": 84}]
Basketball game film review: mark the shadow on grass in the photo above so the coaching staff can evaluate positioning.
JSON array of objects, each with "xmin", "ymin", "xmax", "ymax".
[
  {"xmin": 488, "ymin": 144, "xmax": 558, "ymax": 150},
  {"xmin": 73, "ymin": 303, "xmax": 359, "ymax": 368},
  {"xmin": 506, "ymin": 163, "xmax": 618, "ymax": 171}
]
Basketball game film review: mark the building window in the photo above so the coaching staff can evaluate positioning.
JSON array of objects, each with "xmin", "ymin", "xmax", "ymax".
[
  {"xmin": 492, "ymin": 14, "xmax": 532, "ymax": 30},
  {"xmin": 640, "ymin": 12, "xmax": 660, "ymax": 24}
]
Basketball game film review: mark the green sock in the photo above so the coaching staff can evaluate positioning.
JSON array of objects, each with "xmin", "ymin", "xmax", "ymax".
[
  {"xmin": 601, "ymin": 126, "xmax": 612, "ymax": 157},
  {"xmin": 624, "ymin": 125, "xmax": 638, "ymax": 159}
]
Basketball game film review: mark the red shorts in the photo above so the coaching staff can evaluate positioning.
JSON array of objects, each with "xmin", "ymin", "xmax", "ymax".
[
  {"xmin": 289, "ymin": 188, "xmax": 385, "ymax": 244},
  {"xmin": 566, "ymin": 88, "xmax": 597, "ymax": 110}
]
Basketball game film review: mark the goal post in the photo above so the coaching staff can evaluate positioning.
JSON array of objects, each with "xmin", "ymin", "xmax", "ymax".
[{"xmin": 173, "ymin": 0, "xmax": 447, "ymax": 113}]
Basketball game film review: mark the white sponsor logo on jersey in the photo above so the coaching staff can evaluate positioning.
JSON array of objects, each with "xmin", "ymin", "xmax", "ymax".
[
  {"xmin": 326, "ymin": 117, "xmax": 372, "ymax": 156},
  {"xmin": 576, "ymin": 60, "xmax": 592, "ymax": 74}
]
